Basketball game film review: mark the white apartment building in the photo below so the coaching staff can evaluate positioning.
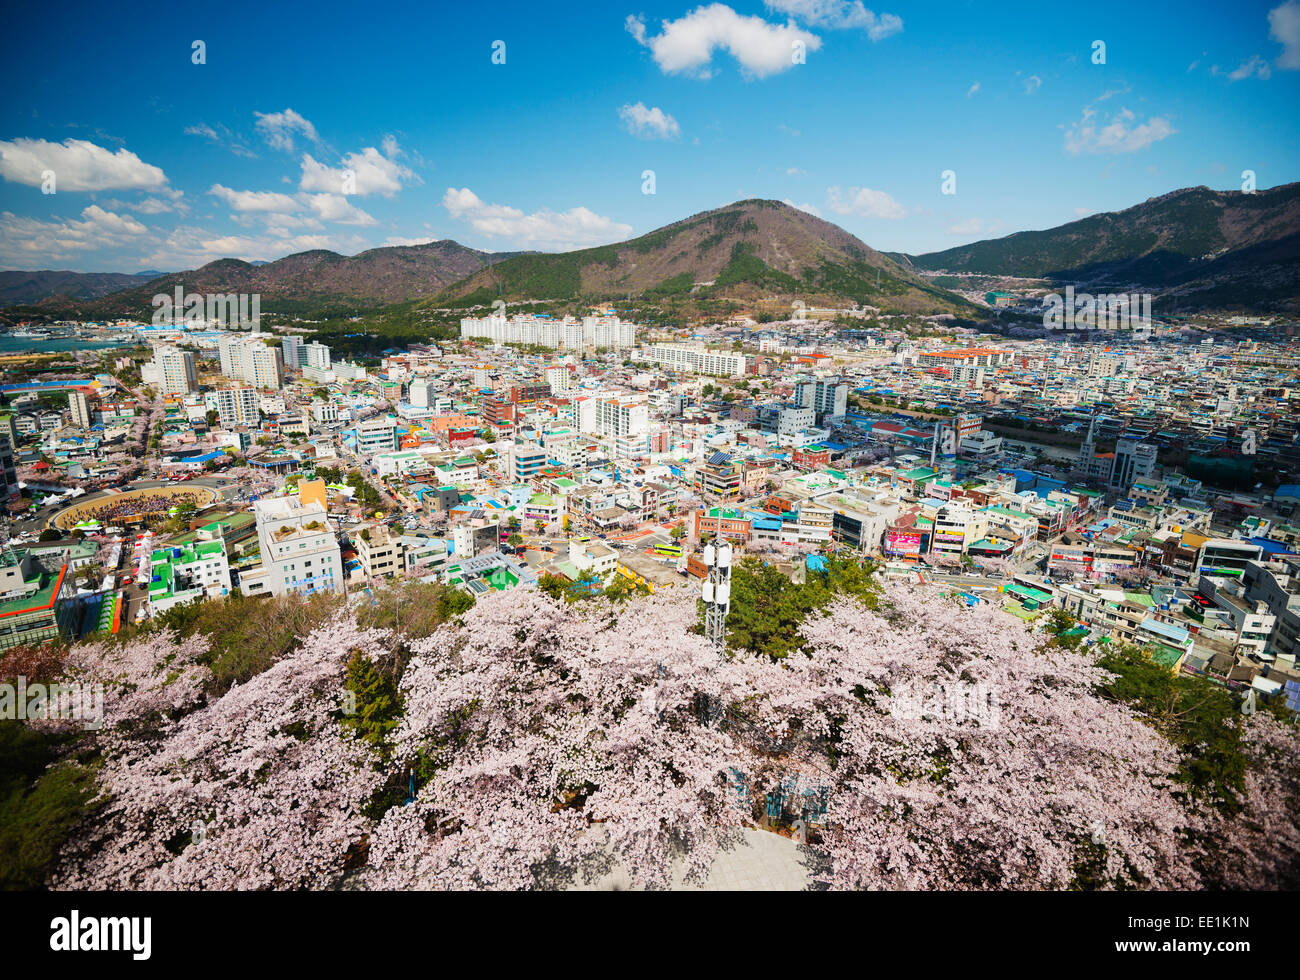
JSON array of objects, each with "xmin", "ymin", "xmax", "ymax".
[
  {"xmin": 215, "ymin": 387, "xmax": 259, "ymax": 428},
  {"xmin": 282, "ymin": 335, "xmax": 305, "ymax": 369},
  {"xmin": 642, "ymin": 344, "xmax": 747, "ymax": 377},
  {"xmin": 151, "ymin": 345, "xmax": 198, "ymax": 395},
  {"xmin": 775, "ymin": 406, "xmax": 815, "ymax": 441},
  {"xmin": 312, "ymin": 401, "xmax": 339, "ymax": 425},
  {"xmin": 795, "ymin": 380, "xmax": 848, "ymax": 419},
  {"xmin": 304, "ymin": 342, "xmax": 332, "ymax": 371},
  {"xmin": 576, "ymin": 394, "xmax": 649, "ymax": 457},
  {"xmin": 252, "ymin": 495, "xmax": 343, "ymax": 597},
  {"xmin": 68, "ymin": 390, "xmax": 92, "ymax": 428},
  {"xmin": 459, "ymin": 314, "xmax": 636, "ymax": 350},
  {"xmin": 355, "ymin": 417, "xmax": 398, "ymax": 456},
  {"xmin": 219, "ymin": 335, "xmax": 284, "ymax": 389},
  {"xmin": 409, "ymin": 379, "xmax": 437, "ymax": 408},
  {"xmin": 546, "ymin": 364, "xmax": 573, "ymax": 395}
]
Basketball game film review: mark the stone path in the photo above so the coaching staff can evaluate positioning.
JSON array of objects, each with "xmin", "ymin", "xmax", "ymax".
[{"xmin": 567, "ymin": 828, "xmax": 826, "ymax": 891}]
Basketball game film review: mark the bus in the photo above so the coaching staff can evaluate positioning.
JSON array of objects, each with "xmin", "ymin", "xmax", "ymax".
[{"xmin": 653, "ymin": 543, "xmax": 683, "ymax": 558}]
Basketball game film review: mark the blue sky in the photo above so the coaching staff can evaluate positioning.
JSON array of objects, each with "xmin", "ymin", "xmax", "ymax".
[{"xmin": 2, "ymin": 0, "xmax": 1298, "ymax": 272}]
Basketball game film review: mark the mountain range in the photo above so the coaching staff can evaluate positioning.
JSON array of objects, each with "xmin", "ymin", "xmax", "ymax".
[
  {"xmin": 0, "ymin": 269, "xmax": 154, "ymax": 306},
  {"xmin": 4, "ymin": 185, "xmax": 1297, "ymax": 320},
  {"xmin": 56, "ymin": 240, "xmax": 522, "ymax": 319},
  {"xmin": 423, "ymin": 199, "xmax": 967, "ymax": 315},
  {"xmin": 902, "ymin": 182, "xmax": 1300, "ymax": 312}
]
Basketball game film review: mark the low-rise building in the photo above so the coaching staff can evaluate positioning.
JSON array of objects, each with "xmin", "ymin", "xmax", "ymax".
[
  {"xmin": 0, "ymin": 550, "xmax": 74, "ymax": 651},
  {"xmin": 252, "ymin": 493, "xmax": 344, "ymax": 597},
  {"xmin": 147, "ymin": 540, "xmax": 233, "ymax": 614},
  {"xmin": 356, "ymin": 524, "xmax": 404, "ymax": 580}
]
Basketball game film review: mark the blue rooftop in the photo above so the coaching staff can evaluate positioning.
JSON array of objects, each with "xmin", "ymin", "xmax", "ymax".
[{"xmin": 1141, "ymin": 617, "xmax": 1190, "ymax": 644}]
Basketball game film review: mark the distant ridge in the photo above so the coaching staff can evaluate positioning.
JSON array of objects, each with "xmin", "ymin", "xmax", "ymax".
[
  {"xmin": 427, "ymin": 198, "xmax": 971, "ymax": 315},
  {"xmin": 1, "ymin": 201, "xmax": 975, "ymax": 319},
  {"xmin": 907, "ymin": 182, "xmax": 1300, "ymax": 311},
  {"xmin": 0, "ymin": 269, "xmax": 145, "ymax": 306},
  {"xmin": 38, "ymin": 240, "xmax": 524, "ymax": 319}
]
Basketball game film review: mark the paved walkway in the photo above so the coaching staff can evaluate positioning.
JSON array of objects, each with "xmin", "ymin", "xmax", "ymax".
[{"xmin": 566, "ymin": 828, "xmax": 827, "ymax": 891}]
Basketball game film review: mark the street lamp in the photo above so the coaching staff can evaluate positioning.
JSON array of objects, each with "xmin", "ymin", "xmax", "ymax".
[{"xmin": 701, "ymin": 540, "xmax": 732, "ymax": 655}]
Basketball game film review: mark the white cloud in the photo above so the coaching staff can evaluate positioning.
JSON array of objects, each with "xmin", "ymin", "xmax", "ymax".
[
  {"xmin": 0, "ymin": 138, "xmax": 167, "ymax": 191},
  {"xmin": 782, "ymin": 198, "xmax": 821, "ymax": 217},
  {"xmin": 305, "ymin": 193, "xmax": 377, "ymax": 226},
  {"xmin": 102, "ymin": 187, "xmax": 187, "ymax": 215},
  {"xmin": 944, "ymin": 217, "xmax": 984, "ymax": 236},
  {"xmin": 0, "ymin": 205, "xmax": 147, "ymax": 265},
  {"xmin": 1024, "ymin": 74, "xmax": 1042, "ymax": 94},
  {"xmin": 825, "ymin": 185, "xmax": 905, "ymax": 219},
  {"xmin": 384, "ymin": 236, "xmax": 438, "ymax": 247},
  {"xmin": 967, "ymin": 81, "xmax": 980, "ymax": 98},
  {"xmin": 1270, "ymin": 1, "xmax": 1300, "ymax": 69},
  {"xmin": 299, "ymin": 145, "xmax": 415, "ymax": 197},
  {"xmin": 234, "ymin": 211, "xmax": 324, "ymax": 237},
  {"xmin": 626, "ymin": 5, "xmax": 822, "ymax": 79},
  {"xmin": 1074, "ymin": 207, "xmax": 1093, "ymax": 217},
  {"xmin": 1064, "ymin": 105, "xmax": 1176, "ymax": 155},
  {"xmin": 254, "ymin": 108, "xmax": 320, "ymax": 153},
  {"xmin": 785, "ymin": 166, "xmax": 806, "ymax": 175},
  {"xmin": 441, "ymin": 187, "xmax": 633, "ymax": 250},
  {"xmin": 764, "ymin": 0, "xmax": 899, "ymax": 38},
  {"xmin": 207, "ymin": 183, "xmax": 375, "ymax": 229},
  {"xmin": 209, "ymin": 184, "xmax": 300, "ymax": 213},
  {"xmin": 185, "ymin": 123, "xmax": 256, "ymax": 158},
  {"xmin": 1226, "ymin": 54, "xmax": 1273, "ymax": 80},
  {"xmin": 618, "ymin": 102, "xmax": 682, "ymax": 140},
  {"xmin": 131, "ymin": 198, "xmax": 179, "ymax": 215},
  {"xmin": 763, "ymin": 0, "xmax": 901, "ymax": 39}
]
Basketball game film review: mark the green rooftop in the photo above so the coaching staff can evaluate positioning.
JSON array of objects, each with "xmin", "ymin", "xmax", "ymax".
[
  {"xmin": 1148, "ymin": 644, "xmax": 1186, "ymax": 670},
  {"xmin": 0, "ymin": 564, "xmax": 66, "ymax": 617}
]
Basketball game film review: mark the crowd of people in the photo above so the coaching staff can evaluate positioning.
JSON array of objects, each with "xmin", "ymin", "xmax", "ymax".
[{"xmin": 66, "ymin": 490, "xmax": 208, "ymax": 527}]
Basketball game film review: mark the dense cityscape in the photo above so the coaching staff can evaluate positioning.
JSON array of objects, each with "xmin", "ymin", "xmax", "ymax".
[{"xmin": 0, "ymin": 301, "xmax": 1296, "ymax": 890}]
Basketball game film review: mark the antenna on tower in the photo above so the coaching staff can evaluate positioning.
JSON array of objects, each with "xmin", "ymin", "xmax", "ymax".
[{"xmin": 701, "ymin": 541, "xmax": 733, "ymax": 657}]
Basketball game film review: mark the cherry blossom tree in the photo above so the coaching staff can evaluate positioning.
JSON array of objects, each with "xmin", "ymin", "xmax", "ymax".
[
  {"xmin": 36, "ymin": 581, "xmax": 1299, "ymax": 891},
  {"xmin": 53, "ymin": 620, "xmax": 386, "ymax": 890},
  {"xmin": 363, "ymin": 589, "xmax": 751, "ymax": 890},
  {"xmin": 1198, "ymin": 711, "xmax": 1300, "ymax": 890},
  {"xmin": 972, "ymin": 556, "xmax": 1012, "ymax": 578},
  {"xmin": 929, "ymin": 550, "xmax": 962, "ymax": 569},
  {"xmin": 759, "ymin": 589, "xmax": 1201, "ymax": 889}
]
